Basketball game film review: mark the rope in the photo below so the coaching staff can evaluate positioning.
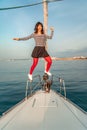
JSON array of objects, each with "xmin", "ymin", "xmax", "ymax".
[
  {"xmin": 0, "ymin": 1, "xmax": 44, "ymax": 11},
  {"xmin": 0, "ymin": 0, "xmax": 62, "ymax": 11}
]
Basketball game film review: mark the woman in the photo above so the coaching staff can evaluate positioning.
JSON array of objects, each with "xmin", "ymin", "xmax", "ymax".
[{"xmin": 13, "ymin": 22, "xmax": 54, "ymax": 81}]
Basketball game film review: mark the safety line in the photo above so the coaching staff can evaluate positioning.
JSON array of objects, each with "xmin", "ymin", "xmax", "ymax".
[{"xmin": 0, "ymin": 0, "xmax": 62, "ymax": 11}]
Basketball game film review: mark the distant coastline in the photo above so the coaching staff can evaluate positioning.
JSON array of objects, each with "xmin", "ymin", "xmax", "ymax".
[
  {"xmin": 52, "ymin": 56, "xmax": 87, "ymax": 61},
  {"xmin": 0, "ymin": 58, "xmax": 31, "ymax": 62},
  {"xmin": 0, "ymin": 56, "xmax": 87, "ymax": 61}
]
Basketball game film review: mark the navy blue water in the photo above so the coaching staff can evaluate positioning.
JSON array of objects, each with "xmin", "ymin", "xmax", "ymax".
[{"xmin": 0, "ymin": 60, "xmax": 87, "ymax": 115}]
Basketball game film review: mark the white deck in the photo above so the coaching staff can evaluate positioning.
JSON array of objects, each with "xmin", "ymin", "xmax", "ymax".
[{"xmin": 0, "ymin": 90, "xmax": 87, "ymax": 130}]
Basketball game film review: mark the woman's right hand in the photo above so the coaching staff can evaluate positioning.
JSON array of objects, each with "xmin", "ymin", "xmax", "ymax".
[{"xmin": 13, "ymin": 38, "xmax": 20, "ymax": 41}]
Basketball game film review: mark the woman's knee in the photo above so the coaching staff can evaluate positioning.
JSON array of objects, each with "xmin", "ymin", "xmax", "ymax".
[
  {"xmin": 34, "ymin": 58, "xmax": 38, "ymax": 64},
  {"xmin": 48, "ymin": 57, "xmax": 52, "ymax": 64},
  {"xmin": 49, "ymin": 59, "xmax": 52, "ymax": 65},
  {"xmin": 44, "ymin": 56, "xmax": 52, "ymax": 64}
]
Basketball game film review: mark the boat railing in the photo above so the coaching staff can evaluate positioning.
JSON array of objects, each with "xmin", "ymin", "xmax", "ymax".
[
  {"xmin": 25, "ymin": 74, "xmax": 66, "ymax": 99},
  {"xmin": 52, "ymin": 75, "xmax": 66, "ymax": 99},
  {"xmin": 25, "ymin": 74, "xmax": 42, "ymax": 98},
  {"xmin": 59, "ymin": 78, "xmax": 66, "ymax": 98}
]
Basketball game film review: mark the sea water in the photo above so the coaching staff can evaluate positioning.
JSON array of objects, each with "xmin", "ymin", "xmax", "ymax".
[{"xmin": 0, "ymin": 59, "xmax": 87, "ymax": 115}]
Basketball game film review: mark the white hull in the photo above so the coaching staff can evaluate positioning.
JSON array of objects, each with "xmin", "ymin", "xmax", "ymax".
[{"xmin": 0, "ymin": 90, "xmax": 87, "ymax": 130}]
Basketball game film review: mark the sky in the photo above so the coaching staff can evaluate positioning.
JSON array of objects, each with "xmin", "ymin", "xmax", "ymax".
[{"xmin": 0, "ymin": 0, "xmax": 87, "ymax": 59}]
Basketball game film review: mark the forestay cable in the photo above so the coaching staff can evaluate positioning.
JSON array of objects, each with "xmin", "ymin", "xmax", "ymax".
[{"xmin": 0, "ymin": 0, "xmax": 62, "ymax": 11}]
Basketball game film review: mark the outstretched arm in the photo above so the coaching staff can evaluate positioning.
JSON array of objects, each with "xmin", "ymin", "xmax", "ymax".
[
  {"xmin": 13, "ymin": 34, "xmax": 34, "ymax": 41},
  {"xmin": 46, "ymin": 27, "xmax": 54, "ymax": 39}
]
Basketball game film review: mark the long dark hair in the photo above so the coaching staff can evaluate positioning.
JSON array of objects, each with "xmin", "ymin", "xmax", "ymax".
[{"xmin": 34, "ymin": 22, "xmax": 44, "ymax": 34}]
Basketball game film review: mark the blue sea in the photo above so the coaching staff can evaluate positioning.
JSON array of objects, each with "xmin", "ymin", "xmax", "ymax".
[{"xmin": 0, "ymin": 59, "xmax": 87, "ymax": 115}]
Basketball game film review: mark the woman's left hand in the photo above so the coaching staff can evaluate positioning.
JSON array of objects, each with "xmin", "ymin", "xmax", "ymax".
[{"xmin": 50, "ymin": 27, "xmax": 54, "ymax": 31}]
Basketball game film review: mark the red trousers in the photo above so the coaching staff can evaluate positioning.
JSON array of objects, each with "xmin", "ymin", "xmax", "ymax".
[{"xmin": 29, "ymin": 56, "xmax": 52, "ymax": 74}]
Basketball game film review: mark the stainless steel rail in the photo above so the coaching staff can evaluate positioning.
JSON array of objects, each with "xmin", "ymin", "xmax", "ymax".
[{"xmin": 25, "ymin": 74, "xmax": 66, "ymax": 99}]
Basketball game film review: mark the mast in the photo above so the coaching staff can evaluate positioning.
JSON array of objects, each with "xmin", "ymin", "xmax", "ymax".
[
  {"xmin": 43, "ymin": 0, "xmax": 62, "ymax": 33},
  {"xmin": 43, "ymin": 0, "xmax": 48, "ymax": 34},
  {"xmin": 43, "ymin": 0, "xmax": 48, "ymax": 70}
]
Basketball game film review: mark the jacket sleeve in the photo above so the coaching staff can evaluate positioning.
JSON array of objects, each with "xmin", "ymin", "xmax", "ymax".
[
  {"xmin": 46, "ymin": 31, "xmax": 54, "ymax": 39},
  {"xmin": 19, "ymin": 33, "xmax": 34, "ymax": 41}
]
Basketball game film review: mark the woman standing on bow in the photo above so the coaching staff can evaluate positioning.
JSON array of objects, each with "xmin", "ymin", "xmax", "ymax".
[{"xmin": 13, "ymin": 22, "xmax": 54, "ymax": 81}]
